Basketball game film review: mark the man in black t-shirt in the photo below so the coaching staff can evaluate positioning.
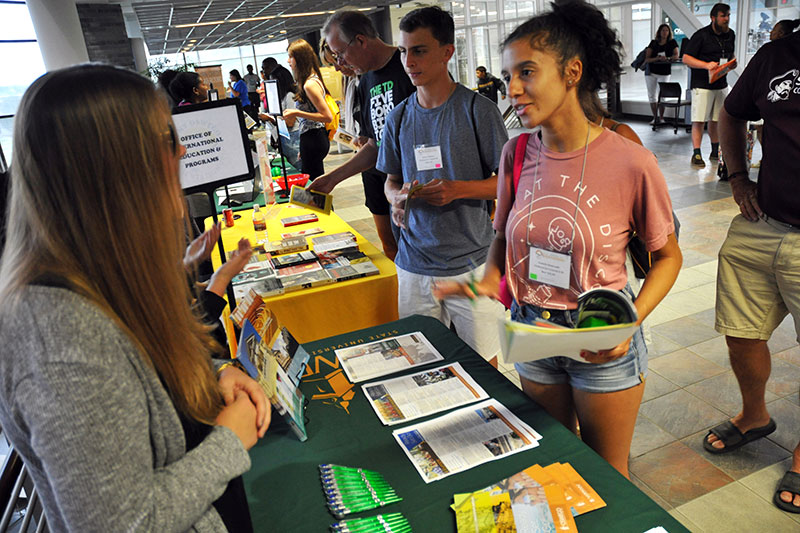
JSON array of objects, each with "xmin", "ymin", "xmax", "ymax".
[
  {"xmin": 311, "ymin": 10, "xmax": 416, "ymax": 261},
  {"xmin": 475, "ymin": 66, "xmax": 506, "ymax": 104},
  {"xmin": 683, "ymin": 3, "xmax": 737, "ymax": 168},
  {"xmin": 707, "ymin": 31, "xmax": 800, "ymax": 513}
]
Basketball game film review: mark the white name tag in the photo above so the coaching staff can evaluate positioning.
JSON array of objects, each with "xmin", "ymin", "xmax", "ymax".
[
  {"xmin": 720, "ymin": 57, "xmax": 727, "ymax": 64},
  {"xmin": 528, "ymin": 246, "xmax": 571, "ymax": 290},
  {"xmin": 414, "ymin": 145, "xmax": 443, "ymax": 171}
]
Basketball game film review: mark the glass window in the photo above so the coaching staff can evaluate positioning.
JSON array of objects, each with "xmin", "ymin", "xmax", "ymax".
[
  {"xmin": 470, "ymin": 1, "xmax": 487, "ymax": 25},
  {"xmin": 517, "ymin": 1, "xmax": 535, "ymax": 18},
  {"xmin": 504, "ymin": 1, "xmax": 517, "ymax": 20},
  {"xmin": 0, "ymin": 2, "xmax": 36, "ymax": 41},
  {"xmin": 455, "ymin": 28, "xmax": 469, "ymax": 86},
  {"xmin": 472, "ymin": 27, "xmax": 490, "ymax": 77},
  {"xmin": 451, "ymin": 1, "xmax": 466, "ymax": 27},
  {"xmin": 0, "ymin": 3, "xmax": 46, "ymax": 163},
  {"xmin": 1, "ymin": 116, "xmax": 13, "ymax": 165},
  {"xmin": 488, "ymin": 24, "xmax": 502, "ymax": 74},
  {"xmin": 747, "ymin": 2, "xmax": 799, "ymax": 58}
]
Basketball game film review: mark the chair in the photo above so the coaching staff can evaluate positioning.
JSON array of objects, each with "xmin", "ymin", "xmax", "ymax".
[
  {"xmin": 0, "ymin": 445, "xmax": 47, "ymax": 533},
  {"xmin": 653, "ymin": 82, "xmax": 691, "ymax": 134}
]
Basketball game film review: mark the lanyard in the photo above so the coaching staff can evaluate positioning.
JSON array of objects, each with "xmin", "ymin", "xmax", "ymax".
[{"xmin": 524, "ymin": 120, "xmax": 592, "ymax": 255}]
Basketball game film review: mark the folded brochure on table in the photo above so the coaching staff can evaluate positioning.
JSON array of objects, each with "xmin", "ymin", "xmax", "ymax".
[{"xmin": 498, "ymin": 288, "xmax": 639, "ymax": 364}]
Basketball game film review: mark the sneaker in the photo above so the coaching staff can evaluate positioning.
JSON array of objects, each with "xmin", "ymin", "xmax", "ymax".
[
  {"xmin": 691, "ymin": 153, "xmax": 706, "ymax": 168},
  {"xmin": 649, "ymin": 117, "xmax": 659, "ymax": 125},
  {"xmin": 709, "ymin": 152, "xmax": 719, "ymax": 162}
]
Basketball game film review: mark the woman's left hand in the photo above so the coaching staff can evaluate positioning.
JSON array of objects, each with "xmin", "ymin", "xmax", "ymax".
[
  {"xmin": 218, "ymin": 365, "xmax": 270, "ymax": 437},
  {"xmin": 580, "ymin": 337, "xmax": 632, "ymax": 364},
  {"xmin": 282, "ymin": 109, "xmax": 298, "ymax": 121}
]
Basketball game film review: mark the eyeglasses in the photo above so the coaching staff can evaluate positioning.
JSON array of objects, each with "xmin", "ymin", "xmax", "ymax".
[
  {"xmin": 329, "ymin": 35, "xmax": 357, "ymax": 64},
  {"xmin": 164, "ymin": 123, "xmax": 178, "ymax": 155}
]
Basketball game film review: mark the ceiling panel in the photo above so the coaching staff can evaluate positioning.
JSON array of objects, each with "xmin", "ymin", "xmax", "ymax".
[{"xmin": 129, "ymin": 0, "xmax": 394, "ymax": 55}]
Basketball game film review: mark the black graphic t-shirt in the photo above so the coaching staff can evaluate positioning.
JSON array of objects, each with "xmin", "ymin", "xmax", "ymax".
[
  {"xmin": 724, "ymin": 32, "xmax": 800, "ymax": 225},
  {"xmin": 683, "ymin": 25, "xmax": 735, "ymax": 90},
  {"xmin": 357, "ymin": 49, "xmax": 416, "ymax": 147}
]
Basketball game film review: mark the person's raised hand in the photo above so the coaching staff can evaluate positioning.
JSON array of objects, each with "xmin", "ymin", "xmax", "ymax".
[
  {"xmin": 184, "ymin": 222, "xmax": 221, "ymax": 270},
  {"xmin": 309, "ymin": 174, "xmax": 337, "ymax": 195},
  {"xmin": 216, "ymin": 389, "xmax": 260, "ymax": 450},
  {"xmin": 206, "ymin": 238, "xmax": 252, "ymax": 297}
]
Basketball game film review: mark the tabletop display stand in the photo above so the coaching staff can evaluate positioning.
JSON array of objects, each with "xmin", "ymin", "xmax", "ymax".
[{"xmin": 262, "ymin": 79, "xmax": 293, "ymax": 201}]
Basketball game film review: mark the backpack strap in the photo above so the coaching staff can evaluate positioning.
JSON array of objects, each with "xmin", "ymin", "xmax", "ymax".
[
  {"xmin": 512, "ymin": 133, "xmax": 531, "ymax": 197},
  {"xmin": 470, "ymin": 91, "xmax": 489, "ymax": 179}
]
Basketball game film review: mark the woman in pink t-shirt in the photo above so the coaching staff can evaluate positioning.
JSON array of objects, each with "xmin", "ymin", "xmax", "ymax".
[{"xmin": 435, "ymin": 2, "xmax": 681, "ymax": 478}]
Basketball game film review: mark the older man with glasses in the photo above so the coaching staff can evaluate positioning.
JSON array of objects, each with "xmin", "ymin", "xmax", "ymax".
[{"xmin": 309, "ymin": 10, "xmax": 416, "ymax": 261}]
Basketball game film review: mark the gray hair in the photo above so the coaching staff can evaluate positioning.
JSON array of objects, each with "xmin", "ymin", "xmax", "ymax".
[{"xmin": 322, "ymin": 10, "xmax": 378, "ymax": 41}]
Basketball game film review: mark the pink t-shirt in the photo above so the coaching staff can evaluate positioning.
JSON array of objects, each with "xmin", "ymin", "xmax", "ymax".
[{"xmin": 493, "ymin": 130, "xmax": 674, "ymax": 310}]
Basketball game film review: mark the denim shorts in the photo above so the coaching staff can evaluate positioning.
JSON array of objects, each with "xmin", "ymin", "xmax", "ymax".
[{"xmin": 512, "ymin": 287, "xmax": 648, "ymax": 393}]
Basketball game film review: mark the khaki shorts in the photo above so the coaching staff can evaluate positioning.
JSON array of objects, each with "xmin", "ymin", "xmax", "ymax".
[
  {"xmin": 715, "ymin": 215, "xmax": 800, "ymax": 341},
  {"xmin": 691, "ymin": 88, "xmax": 727, "ymax": 123}
]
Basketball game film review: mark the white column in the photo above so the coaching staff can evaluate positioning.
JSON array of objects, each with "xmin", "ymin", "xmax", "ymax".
[{"xmin": 26, "ymin": 0, "xmax": 89, "ymax": 71}]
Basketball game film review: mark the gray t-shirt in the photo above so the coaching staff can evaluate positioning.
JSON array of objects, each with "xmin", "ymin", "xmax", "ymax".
[{"xmin": 377, "ymin": 84, "xmax": 508, "ymax": 276}]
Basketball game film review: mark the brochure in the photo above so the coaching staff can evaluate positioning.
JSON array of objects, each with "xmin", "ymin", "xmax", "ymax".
[
  {"xmin": 335, "ymin": 332, "xmax": 444, "ymax": 383},
  {"xmin": 362, "ymin": 363, "xmax": 489, "ymax": 425},
  {"xmin": 709, "ymin": 58, "xmax": 736, "ymax": 84},
  {"xmin": 451, "ymin": 462, "xmax": 605, "ymax": 533},
  {"xmin": 498, "ymin": 288, "xmax": 639, "ymax": 364},
  {"xmin": 392, "ymin": 399, "xmax": 542, "ymax": 484}
]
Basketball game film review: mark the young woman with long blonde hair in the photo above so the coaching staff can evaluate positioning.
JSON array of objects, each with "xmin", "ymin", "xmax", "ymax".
[{"xmin": 0, "ymin": 64, "xmax": 268, "ymax": 531}]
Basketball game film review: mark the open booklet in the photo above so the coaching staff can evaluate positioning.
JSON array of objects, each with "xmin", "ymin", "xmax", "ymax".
[
  {"xmin": 393, "ymin": 399, "xmax": 542, "ymax": 484},
  {"xmin": 335, "ymin": 332, "xmax": 444, "ymax": 383},
  {"xmin": 362, "ymin": 363, "xmax": 489, "ymax": 426},
  {"xmin": 498, "ymin": 288, "xmax": 639, "ymax": 364}
]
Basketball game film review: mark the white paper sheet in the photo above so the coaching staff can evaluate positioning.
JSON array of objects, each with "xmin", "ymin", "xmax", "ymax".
[
  {"xmin": 393, "ymin": 399, "xmax": 542, "ymax": 484},
  {"xmin": 335, "ymin": 332, "xmax": 444, "ymax": 383},
  {"xmin": 361, "ymin": 363, "xmax": 489, "ymax": 426}
]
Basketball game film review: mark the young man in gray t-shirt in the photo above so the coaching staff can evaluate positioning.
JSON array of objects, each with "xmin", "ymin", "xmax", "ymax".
[{"xmin": 377, "ymin": 6, "xmax": 507, "ymax": 364}]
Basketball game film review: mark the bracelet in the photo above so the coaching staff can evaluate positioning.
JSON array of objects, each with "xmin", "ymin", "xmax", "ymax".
[
  {"xmin": 217, "ymin": 361, "xmax": 237, "ymax": 375},
  {"xmin": 727, "ymin": 171, "xmax": 749, "ymax": 181}
]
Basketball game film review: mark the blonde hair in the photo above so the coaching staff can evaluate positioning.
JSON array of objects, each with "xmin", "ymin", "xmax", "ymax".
[
  {"xmin": 288, "ymin": 39, "xmax": 329, "ymax": 103},
  {"xmin": 0, "ymin": 65, "xmax": 223, "ymax": 424}
]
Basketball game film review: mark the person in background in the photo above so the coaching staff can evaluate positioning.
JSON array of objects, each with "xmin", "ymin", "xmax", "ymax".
[
  {"xmin": 379, "ymin": 6, "xmax": 507, "ymax": 365},
  {"xmin": 157, "ymin": 68, "xmax": 179, "ymax": 107},
  {"xmin": 749, "ymin": 18, "xmax": 800, "ymax": 168},
  {"xmin": 283, "ymin": 39, "xmax": 333, "ymax": 180},
  {"xmin": 770, "ymin": 18, "xmax": 800, "ymax": 40},
  {"xmin": 707, "ymin": 25, "xmax": 800, "ymax": 514},
  {"xmin": 169, "ymin": 72, "xmax": 209, "ymax": 106},
  {"xmin": 0, "ymin": 64, "xmax": 269, "ymax": 531},
  {"xmin": 257, "ymin": 64, "xmax": 301, "ymax": 169},
  {"xmin": 436, "ymin": 1, "xmax": 681, "ymax": 478},
  {"xmin": 243, "ymin": 64, "xmax": 260, "ymax": 111},
  {"xmin": 320, "ymin": 37, "xmax": 363, "ymax": 144},
  {"xmin": 228, "ymin": 69, "xmax": 257, "ymax": 122},
  {"xmin": 312, "ymin": 10, "xmax": 417, "ymax": 261},
  {"xmin": 682, "ymin": 3, "xmax": 736, "ymax": 168},
  {"xmin": 644, "ymin": 24, "xmax": 679, "ymax": 125},
  {"xmin": 475, "ymin": 66, "xmax": 506, "ymax": 104}
]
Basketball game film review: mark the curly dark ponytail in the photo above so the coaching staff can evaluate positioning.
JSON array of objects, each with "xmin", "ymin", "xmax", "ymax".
[{"xmin": 502, "ymin": 0, "xmax": 622, "ymax": 97}]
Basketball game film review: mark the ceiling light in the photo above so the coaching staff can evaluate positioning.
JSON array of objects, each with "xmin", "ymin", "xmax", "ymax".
[
  {"xmin": 279, "ymin": 30, "xmax": 287, "ymax": 34},
  {"xmin": 174, "ymin": 8, "xmax": 372, "ymax": 29},
  {"xmin": 268, "ymin": 34, "xmax": 274, "ymax": 38}
]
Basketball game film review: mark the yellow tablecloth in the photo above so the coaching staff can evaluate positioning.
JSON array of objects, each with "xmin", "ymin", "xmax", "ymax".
[{"xmin": 206, "ymin": 205, "xmax": 398, "ymax": 343}]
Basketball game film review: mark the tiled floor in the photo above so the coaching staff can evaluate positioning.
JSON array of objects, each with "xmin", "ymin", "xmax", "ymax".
[{"xmin": 323, "ymin": 119, "xmax": 800, "ymax": 532}]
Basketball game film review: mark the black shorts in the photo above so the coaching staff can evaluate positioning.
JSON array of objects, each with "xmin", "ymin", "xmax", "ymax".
[{"xmin": 361, "ymin": 169, "xmax": 391, "ymax": 216}]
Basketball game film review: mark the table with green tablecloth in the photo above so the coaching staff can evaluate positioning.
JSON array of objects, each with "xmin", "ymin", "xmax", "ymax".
[{"xmin": 244, "ymin": 315, "xmax": 687, "ymax": 532}]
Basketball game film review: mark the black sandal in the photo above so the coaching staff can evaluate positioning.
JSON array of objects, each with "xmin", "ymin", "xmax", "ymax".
[
  {"xmin": 702, "ymin": 419, "xmax": 776, "ymax": 454},
  {"xmin": 774, "ymin": 471, "xmax": 800, "ymax": 513}
]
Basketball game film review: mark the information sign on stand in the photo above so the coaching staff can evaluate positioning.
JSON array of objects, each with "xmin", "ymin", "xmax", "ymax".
[
  {"xmin": 263, "ymin": 79, "xmax": 292, "ymax": 199},
  {"xmin": 173, "ymin": 98, "xmax": 255, "ymax": 307}
]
